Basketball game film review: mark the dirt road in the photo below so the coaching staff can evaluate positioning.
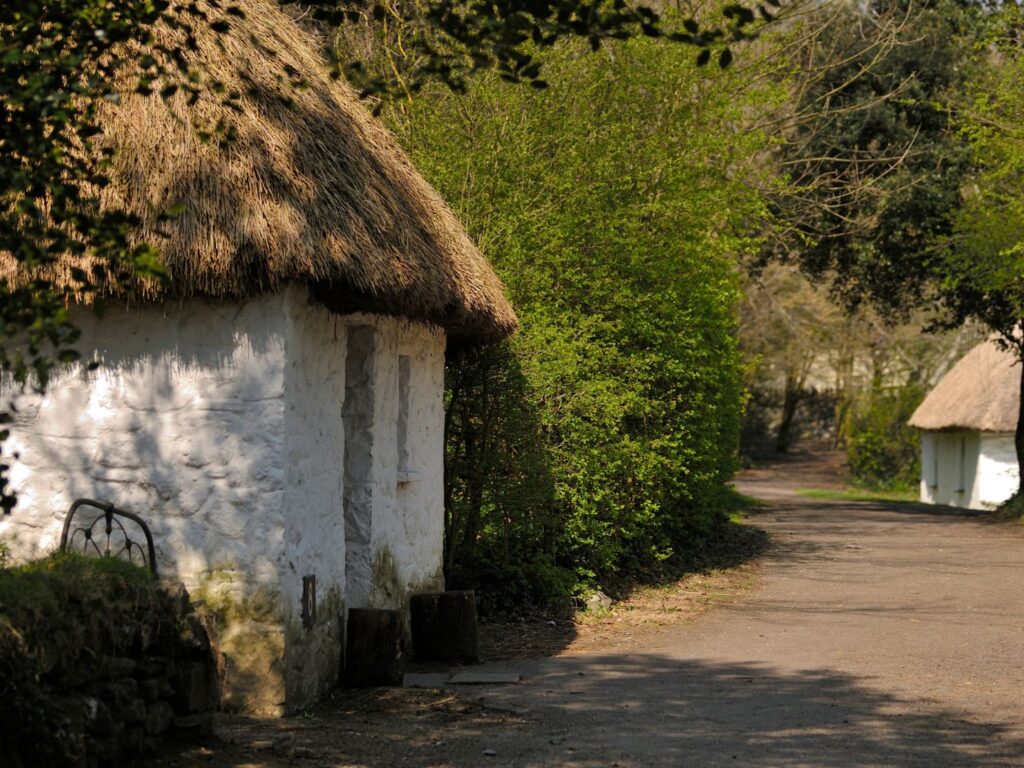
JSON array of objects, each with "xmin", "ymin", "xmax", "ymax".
[
  {"xmin": 163, "ymin": 456, "xmax": 1024, "ymax": 767},
  {"xmin": 437, "ymin": 460, "xmax": 1024, "ymax": 767}
]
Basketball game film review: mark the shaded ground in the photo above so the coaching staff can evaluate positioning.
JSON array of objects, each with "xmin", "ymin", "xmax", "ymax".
[
  {"xmin": 154, "ymin": 451, "xmax": 1024, "ymax": 767},
  {"xmin": 479, "ymin": 522, "xmax": 765, "ymax": 661}
]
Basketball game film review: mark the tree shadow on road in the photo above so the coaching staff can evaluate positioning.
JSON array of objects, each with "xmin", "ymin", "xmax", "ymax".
[
  {"xmin": 490, "ymin": 653, "xmax": 1024, "ymax": 767},
  {"xmin": 149, "ymin": 654, "xmax": 1024, "ymax": 767}
]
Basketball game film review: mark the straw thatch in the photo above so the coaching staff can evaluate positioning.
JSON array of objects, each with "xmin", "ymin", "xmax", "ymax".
[
  {"xmin": 909, "ymin": 339, "xmax": 1021, "ymax": 432},
  {"xmin": 2, "ymin": 0, "xmax": 515, "ymax": 340}
]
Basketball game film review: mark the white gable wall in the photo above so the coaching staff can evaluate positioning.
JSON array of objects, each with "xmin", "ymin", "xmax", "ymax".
[
  {"xmin": 0, "ymin": 293, "xmax": 292, "ymax": 587},
  {"xmin": 919, "ymin": 429, "xmax": 1018, "ymax": 510},
  {"xmin": 976, "ymin": 433, "xmax": 1019, "ymax": 508},
  {"xmin": 0, "ymin": 287, "xmax": 447, "ymax": 713},
  {"xmin": 366, "ymin": 315, "xmax": 446, "ymax": 611}
]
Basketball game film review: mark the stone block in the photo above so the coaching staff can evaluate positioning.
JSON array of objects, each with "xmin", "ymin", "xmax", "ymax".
[
  {"xmin": 93, "ymin": 735, "xmax": 123, "ymax": 766},
  {"xmin": 119, "ymin": 697, "xmax": 147, "ymax": 724},
  {"xmin": 134, "ymin": 655, "xmax": 172, "ymax": 679},
  {"xmin": 178, "ymin": 612, "xmax": 213, "ymax": 656},
  {"xmin": 100, "ymin": 656, "xmax": 138, "ymax": 678},
  {"xmin": 402, "ymin": 673, "xmax": 449, "ymax": 689},
  {"xmin": 100, "ymin": 677, "xmax": 139, "ymax": 705},
  {"xmin": 160, "ymin": 581, "xmax": 192, "ymax": 619},
  {"xmin": 144, "ymin": 701, "xmax": 175, "ymax": 736},
  {"xmin": 173, "ymin": 660, "xmax": 217, "ymax": 714},
  {"xmin": 344, "ymin": 608, "xmax": 403, "ymax": 687},
  {"xmin": 171, "ymin": 712, "xmax": 214, "ymax": 738},
  {"xmin": 448, "ymin": 671, "xmax": 520, "ymax": 685},
  {"xmin": 139, "ymin": 678, "xmax": 162, "ymax": 702},
  {"xmin": 123, "ymin": 725, "xmax": 146, "ymax": 754},
  {"xmin": 86, "ymin": 700, "xmax": 115, "ymax": 737},
  {"xmin": 410, "ymin": 591, "xmax": 479, "ymax": 663},
  {"xmin": 584, "ymin": 591, "xmax": 613, "ymax": 612}
]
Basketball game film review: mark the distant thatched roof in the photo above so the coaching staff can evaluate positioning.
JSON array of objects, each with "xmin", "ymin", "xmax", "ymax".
[
  {"xmin": 2, "ymin": 0, "xmax": 515, "ymax": 340},
  {"xmin": 909, "ymin": 339, "xmax": 1021, "ymax": 432}
]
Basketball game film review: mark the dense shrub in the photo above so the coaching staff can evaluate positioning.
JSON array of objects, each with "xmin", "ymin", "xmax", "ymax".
[
  {"xmin": 390, "ymin": 34, "xmax": 781, "ymax": 609},
  {"xmin": 847, "ymin": 385, "xmax": 924, "ymax": 492},
  {"xmin": 0, "ymin": 553, "xmax": 218, "ymax": 767}
]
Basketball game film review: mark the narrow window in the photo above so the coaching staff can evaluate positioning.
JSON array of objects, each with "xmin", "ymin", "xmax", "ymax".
[{"xmin": 397, "ymin": 355, "xmax": 412, "ymax": 481}]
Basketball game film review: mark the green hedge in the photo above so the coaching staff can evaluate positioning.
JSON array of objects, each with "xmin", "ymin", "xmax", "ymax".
[{"xmin": 390, "ymin": 34, "xmax": 780, "ymax": 609}]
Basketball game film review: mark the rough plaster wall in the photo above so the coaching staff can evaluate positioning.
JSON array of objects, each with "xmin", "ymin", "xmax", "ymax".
[
  {"xmin": 976, "ymin": 433, "xmax": 1019, "ymax": 508},
  {"xmin": 919, "ymin": 431, "xmax": 937, "ymax": 504},
  {"xmin": 342, "ymin": 325, "xmax": 376, "ymax": 610},
  {"xmin": 0, "ymin": 296, "xmax": 289, "ymax": 595},
  {"xmin": 280, "ymin": 288, "xmax": 348, "ymax": 709},
  {"xmin": 367, "ymin": 317, "xmax": 446, "ymax": 611}
]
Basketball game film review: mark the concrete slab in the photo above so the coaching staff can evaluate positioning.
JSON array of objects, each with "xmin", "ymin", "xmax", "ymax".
[
  {"xmin": 402, "ymin": 673, "xmax": 450, "ymax": 689},
  {"xmin": 448, "ymin": 671, "xmax": 521, "ymax": 685}
]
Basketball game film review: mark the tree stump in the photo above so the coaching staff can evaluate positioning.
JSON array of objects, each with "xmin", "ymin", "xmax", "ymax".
[
  {"xmin": 344, "ymin": 608, "xmax": 403, "ymax": 687},
  {"xmin": 410, "ymin": 590, "xmax": 479, "ymax": 663}
]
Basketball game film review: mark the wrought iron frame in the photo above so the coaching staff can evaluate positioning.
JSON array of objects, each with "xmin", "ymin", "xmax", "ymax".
[{"xmin": 59, "ymin": 498, "xmax": 158, "ymax": 577}]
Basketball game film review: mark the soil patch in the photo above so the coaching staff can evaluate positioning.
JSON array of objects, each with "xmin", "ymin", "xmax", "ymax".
[{"xmin": 147, "ymin": 688, "xmax": 531, "ymax": 768}]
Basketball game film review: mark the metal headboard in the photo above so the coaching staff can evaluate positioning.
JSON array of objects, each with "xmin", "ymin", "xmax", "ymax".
[{"xmin": 59, "ymin": 499, "xmax": 158, "ymax": 577}]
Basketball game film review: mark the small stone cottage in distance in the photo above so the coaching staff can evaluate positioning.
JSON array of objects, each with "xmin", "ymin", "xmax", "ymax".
[
  {"xmin": 0, "ymin": 0, "xmax": 515, "ymax": 715},
  {"xmin": 908, "ymin": 339, "xmax": 1020, "ymax": 510}
]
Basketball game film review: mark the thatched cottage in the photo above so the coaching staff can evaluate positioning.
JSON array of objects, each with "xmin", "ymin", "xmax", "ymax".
[
  {"xmin": 908, "ymin": 339, "xmax": 1020, "ymax": 510},
  {"xmin": 0, "ymin": 0, "xmax": 514, "ymax": 714}
]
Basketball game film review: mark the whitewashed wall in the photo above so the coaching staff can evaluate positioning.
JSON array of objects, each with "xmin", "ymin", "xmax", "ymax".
[
  {"xmin": 0, "ymin": 287, "xmax": 447, "ymax": 712},
  {"xmin": 976, "ymin": 433, "xmax": 1019, "ymax": 508},
  {"xmin": 919, "ymin": 429, "xmax": 1018, "ymax": 510},
  {"xmin": 0, "ymin": 293, "xmax": 291, "ymax": 588},
  {"xmin": 366, "ymin": 316, "xmax": 447, "ymax": 611}
]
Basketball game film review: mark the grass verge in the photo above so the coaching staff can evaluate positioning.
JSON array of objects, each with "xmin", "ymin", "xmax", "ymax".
[{"xmin": 795, "ymin": 487, "xmax": 919, "ymax": 504}]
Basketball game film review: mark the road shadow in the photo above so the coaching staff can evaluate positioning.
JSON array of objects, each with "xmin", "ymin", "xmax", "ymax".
[
  {"xmin": 147, "ymin": 654, "xmax": 1024, "ymax": 767},
  {"xmin": 490, "ymin": 653, "xmax": 1024, "ymax": 766}
]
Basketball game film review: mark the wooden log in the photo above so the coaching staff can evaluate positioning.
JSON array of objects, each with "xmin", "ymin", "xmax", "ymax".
[
  {"xmin": 409, "ymin": 590, "xmax": 479, "ymax": 663},
  {"xmin": 344, "ymin": 608, "xmax": 403, "ymax": 687}
]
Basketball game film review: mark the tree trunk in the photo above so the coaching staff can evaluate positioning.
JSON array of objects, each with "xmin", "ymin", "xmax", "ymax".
[
  {"xmin": 1016, "ymin": 355, "xmax": 1024, "ymax": 497},
  {"xmin": 776, "ymin": 373, "xmax": 803, "ymax": 453}
]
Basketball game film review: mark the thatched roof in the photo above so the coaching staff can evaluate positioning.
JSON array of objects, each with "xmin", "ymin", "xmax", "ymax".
[
  {"xmin": 3, "ymin": 0, "xmax": 515, "ymax": 340},
  {"xmin": 909, "ymin": 339, "xmax": 1021, "ymax": 432}
]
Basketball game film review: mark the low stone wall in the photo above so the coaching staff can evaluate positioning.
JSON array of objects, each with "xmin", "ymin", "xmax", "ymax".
[{"xmin": 0, "ymin": 556, "xmax": 219, "ymax": 767}]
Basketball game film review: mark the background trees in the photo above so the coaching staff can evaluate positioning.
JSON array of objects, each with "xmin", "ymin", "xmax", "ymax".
[
  {"xmin": 952, "ymin": 5, "xmax": 1024, "ymax": 501},
  {"xmin": 740, "ymin": 0, "xmax": 1004, "ymax": 491}
]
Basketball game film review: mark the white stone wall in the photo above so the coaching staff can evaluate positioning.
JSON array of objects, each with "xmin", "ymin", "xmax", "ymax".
[
  {"xmin": 366, "ymin": 317, "xmax": 447, "ymax": 610},
  {"xmin": 919, "ymin": 429, "xmax": 1018, "ymax": 510},
  {"xmin": 0, "ymin": 294, "xmax": 291, "ymax": 593},
  {"xmin": 279, "ymin": 289, "xmax": 350, "ymax": 707},
  {"xmin": 976, "ymin": 433, "xmax": 1019, "ymax": 508},
  {"xmin": 0, "ymin": 287, "xmax": 449, "ymax": 712}
]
